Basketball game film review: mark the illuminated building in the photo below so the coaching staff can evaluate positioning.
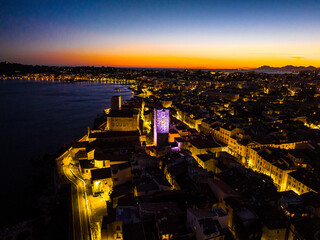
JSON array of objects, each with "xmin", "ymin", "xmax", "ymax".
[
  {"xmin": 168, "ymin": 129, "xmax": 180, "ymax": 143},
  {"xmin": 248, "ymin": 147, "xmax": 295, "ymax": 191},
  {"xmin": 91, "ymin": 167, "xmax": 113, "ymax": 201},
  {"xmin": 187, "ymin": 136, "xmax": 222, "ymax": 158},
  {"xmin": 106, "ymin": 97, "xmax": 139, "ymax": 131},
  {"xmin": 286, "ymin": 169, "xmax": 320, "ymax": 195},
  {"xmin": 101, "ymin": 215, "xmax": 123, "ymax": 240},
  {"xmin": 194, "ymin": 153, "xmax": 216, "ymax": 172},
  {"xmin": 205, "ymin": 91, "xmax": 240, "ymax": 101},
  {"xmin": 154, "ymin": 108, "xmax": 169, "ymax": 146}
]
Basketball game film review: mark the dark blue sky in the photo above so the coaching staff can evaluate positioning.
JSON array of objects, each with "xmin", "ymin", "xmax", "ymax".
[{"xmin": 1, "ymin": 0, "xmax": 320, "ymax": 68}]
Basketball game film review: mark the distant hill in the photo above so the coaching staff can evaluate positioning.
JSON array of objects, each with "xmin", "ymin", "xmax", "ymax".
[
  {"xmin": 1, "ymin": 61, "xmax": 319, "ymax": 74},
  {"xmin": 254, "ymin": 65, "xmax": 319, "ymax": 73},
  {"xmin": 0, "ymin": 61, "xmax": 54, "ymax": 75}
]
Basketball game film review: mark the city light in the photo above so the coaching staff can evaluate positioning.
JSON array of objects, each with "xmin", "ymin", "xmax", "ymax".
[{"xmin": 2, "ymin": 1, "xmax": 320, "ymax": 239}]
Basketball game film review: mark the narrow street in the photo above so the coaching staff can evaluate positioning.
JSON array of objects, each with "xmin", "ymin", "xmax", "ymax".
[{"xmin": 63, "ymin": 163, "xmax": 91, "ymax": 240}]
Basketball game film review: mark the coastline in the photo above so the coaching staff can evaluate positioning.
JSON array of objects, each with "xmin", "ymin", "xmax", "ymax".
[
  {"xmin": 0, "ymin": 76, "xmax": 136, "ymax": 85},
  {"xmin": 0, "ymin": 79, "xmax": 134, "ymax": 236}
]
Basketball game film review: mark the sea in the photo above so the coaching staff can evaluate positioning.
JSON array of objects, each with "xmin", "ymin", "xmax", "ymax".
[{"xmin": 0, "ymin": 78, "xmax": 133, "ymax": 228}]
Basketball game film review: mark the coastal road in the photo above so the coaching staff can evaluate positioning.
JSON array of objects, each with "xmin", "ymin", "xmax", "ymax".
[{"xmin": 63, "ymin": 163, "xmax": 91, "ymax": 240}]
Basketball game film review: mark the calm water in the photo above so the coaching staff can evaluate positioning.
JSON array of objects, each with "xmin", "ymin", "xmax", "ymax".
[{"xmin": 0, "ymin": 79, "xmax": 133, "ymax": 226}]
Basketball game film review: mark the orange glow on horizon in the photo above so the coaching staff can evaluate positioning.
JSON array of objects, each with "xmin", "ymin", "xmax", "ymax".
[{"xmin": 24, "ymin": 45, "xmax": 320, "ymax": 69}]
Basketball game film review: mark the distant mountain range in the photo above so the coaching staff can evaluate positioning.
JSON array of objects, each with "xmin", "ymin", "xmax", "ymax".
[
  {"xmin": 0, "ymin": 62, "xmax": 319, "ymax": 73},
  {"xmin": 253, "ymin": 65, "xmax": 319, "ymax": 73}
]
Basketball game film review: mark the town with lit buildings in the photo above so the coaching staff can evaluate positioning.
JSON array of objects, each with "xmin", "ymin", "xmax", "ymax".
[
  {"xmin": 52, "ymin": 67, "xmax": 320, "ymax": 240},
  {"xmin": 2, "ymin": 0, "xmax": 320, "ymax": 239}
]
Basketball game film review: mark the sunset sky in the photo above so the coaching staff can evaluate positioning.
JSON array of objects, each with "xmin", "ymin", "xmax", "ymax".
[{"xmin": 1, "ymin": 0, "xmax": 320, "ymax": 69}]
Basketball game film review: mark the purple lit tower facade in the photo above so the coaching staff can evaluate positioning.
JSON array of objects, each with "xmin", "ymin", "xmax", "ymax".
[{"xmin": 154, "ymin": 108, "xmax": 169, "ymax": 146}]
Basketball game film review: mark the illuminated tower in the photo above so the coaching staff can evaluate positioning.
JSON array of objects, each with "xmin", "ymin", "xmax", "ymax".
[
  {"xmin": 111, "ymin": 96, "xmax": 121, "ymax": 110},
  {"xmin": 154, "ymin": 108, "xmax": 169, "ymax": 146}
]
